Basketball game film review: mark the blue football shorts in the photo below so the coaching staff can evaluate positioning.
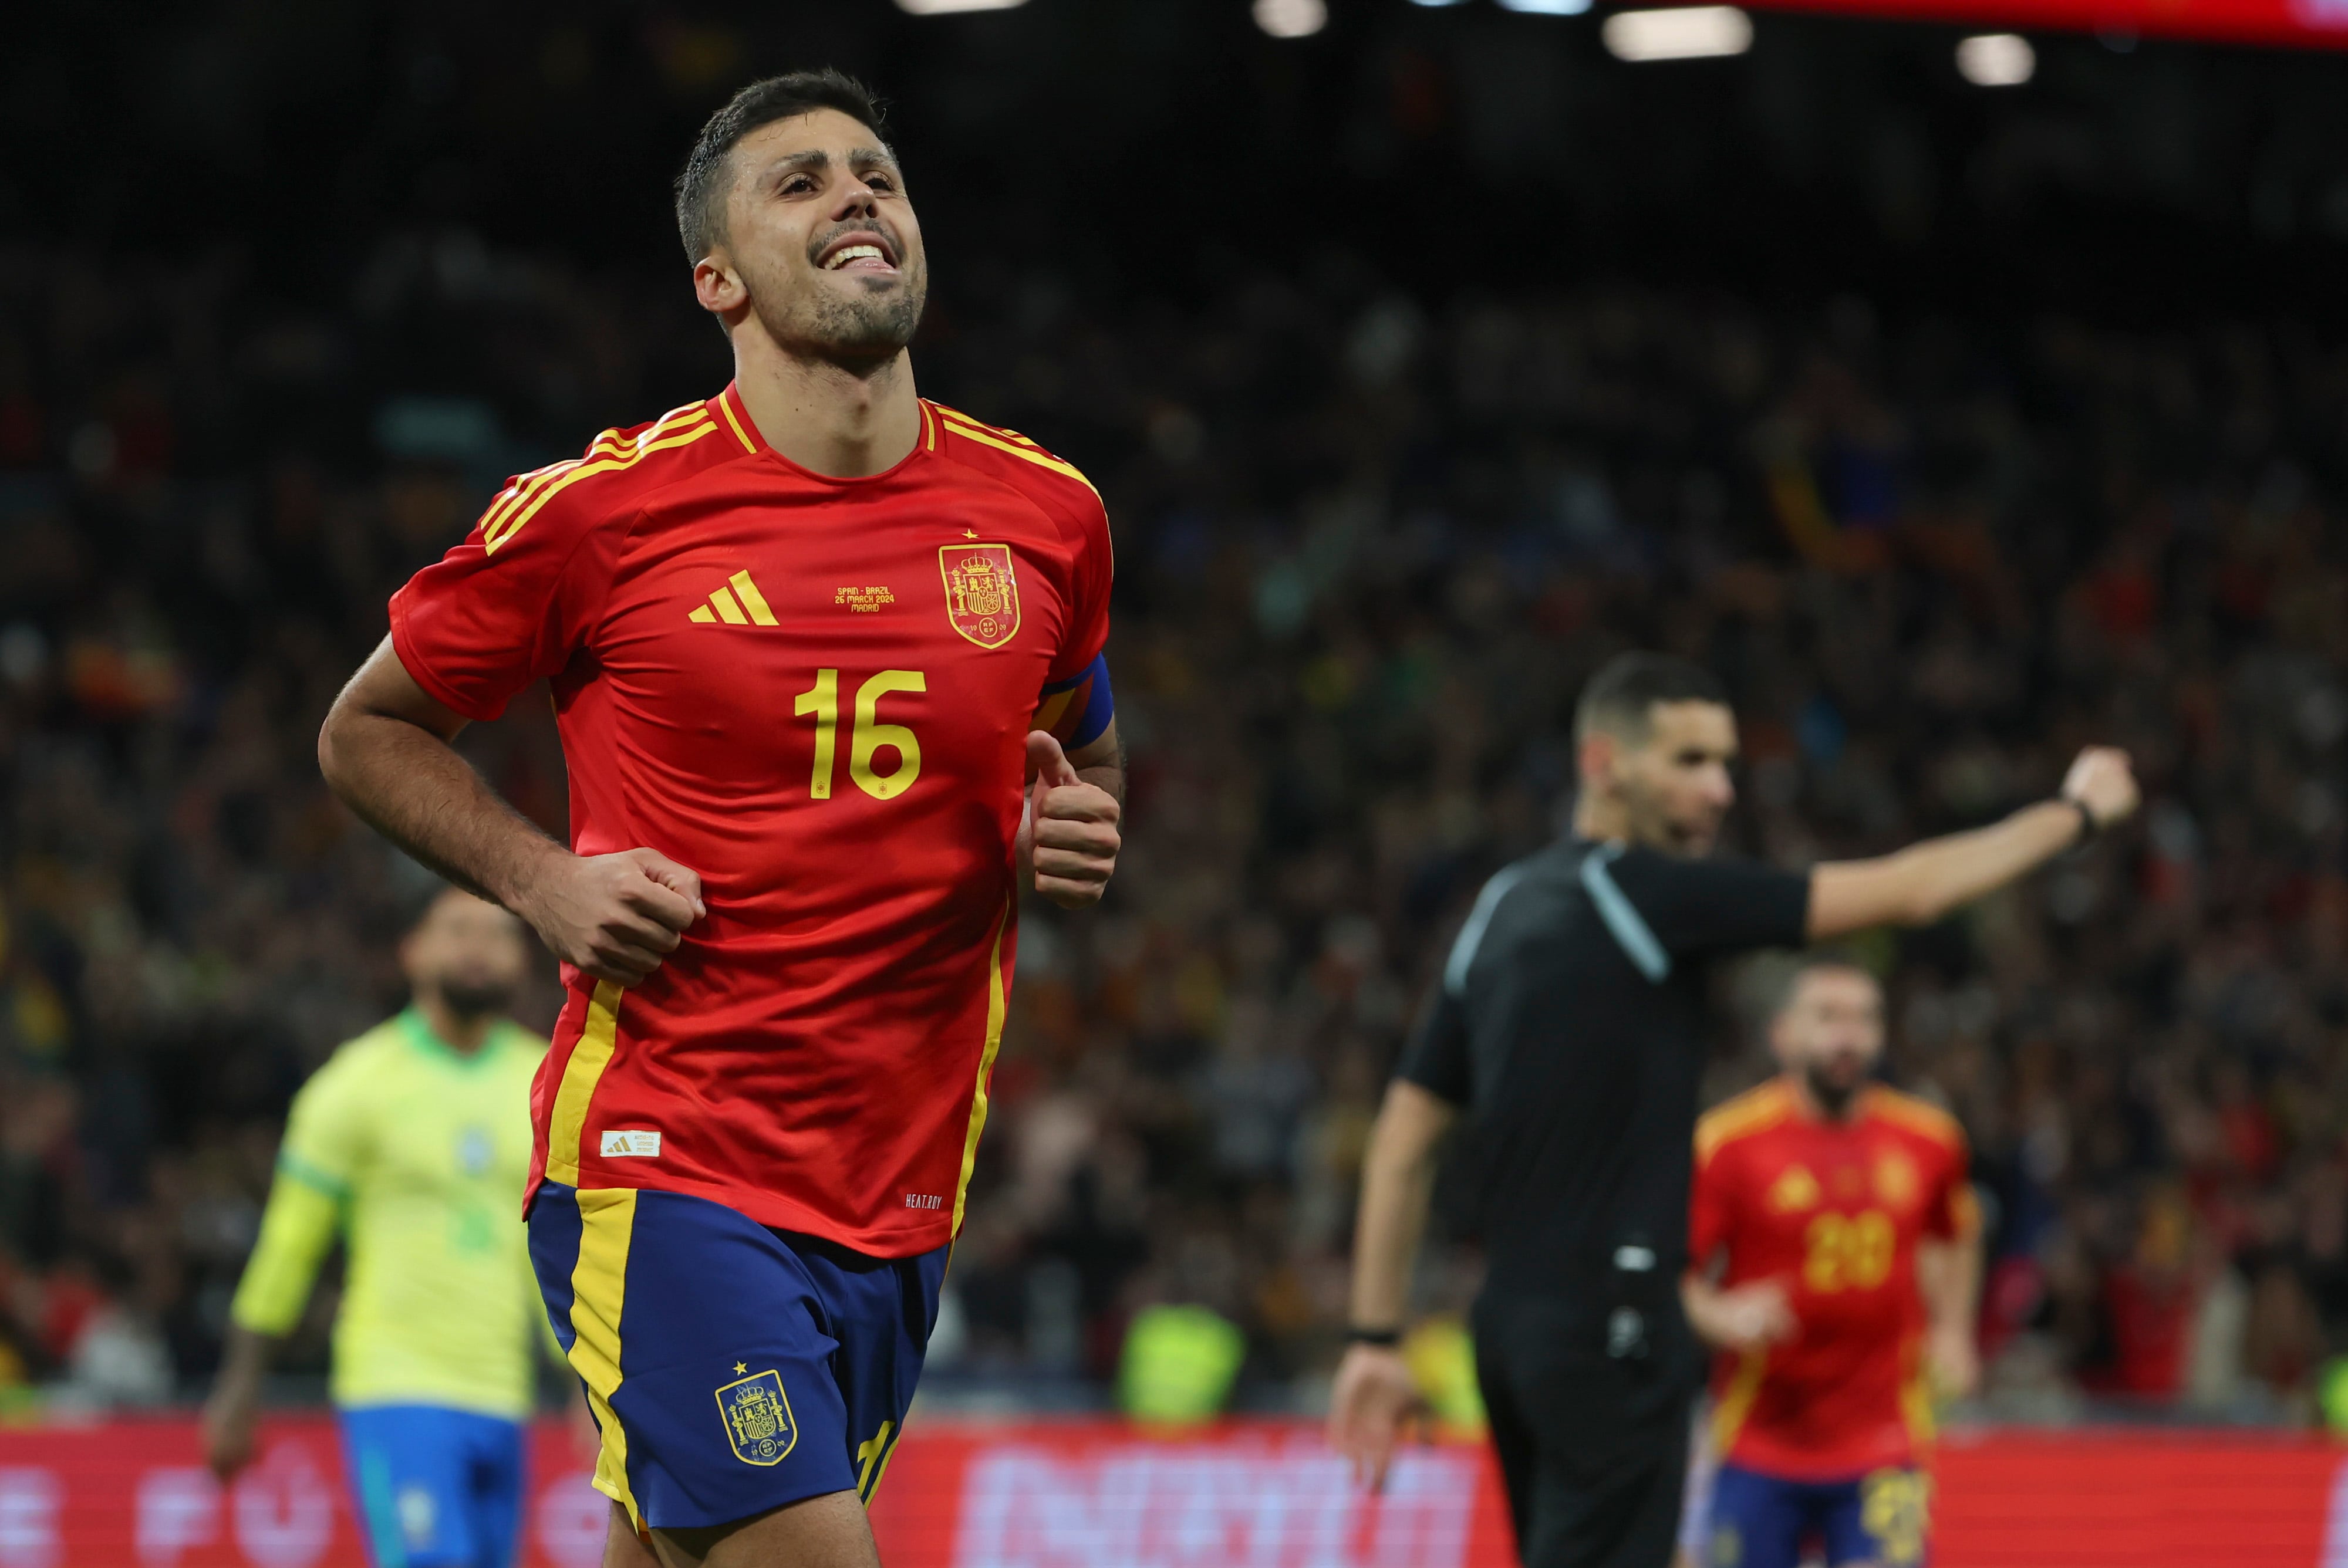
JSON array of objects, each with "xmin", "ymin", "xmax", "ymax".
[
  {"xmin": 1704, "ymin": 1461, "xmax": 1933, "ymax": 1568},
  {"xmin": 336, "ymin": 1404, "xmax": 525, "ymax": 1568},
  {"xmin": 527, "ymin": 1181, "xmax": 949, "ymax": 1534}
]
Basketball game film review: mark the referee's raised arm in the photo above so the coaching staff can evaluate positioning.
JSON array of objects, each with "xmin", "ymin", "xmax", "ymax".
[{"xmin": 1329, "ymin": 650, "xmax": 2138, "ymax": 1568}]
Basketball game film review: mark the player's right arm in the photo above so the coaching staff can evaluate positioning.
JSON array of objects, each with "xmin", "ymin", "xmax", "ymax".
[
  {"xmin": 1330, "ymin": 1079, "xmax": 1455, "ymax": 1490},
  {"xmin": 1681, "ymin": 1136, "xmax": 1795, "ymax": 1353},
  {"xmin": 319, "ymin": 451, "xmax": 703, "ymax": 986},
  {"xmin": 321, "ymin": 646, "xmax": 701, "ymax": 985},
  {"xmin": 1807, "ymin": 746, "xmax": 2140, "ymax": 939}
]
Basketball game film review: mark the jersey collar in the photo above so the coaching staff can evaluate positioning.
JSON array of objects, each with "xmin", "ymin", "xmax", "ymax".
[
  {"xmin": 714, "ymin": 381, "xmax": 932, "ymax": 486},
  {"xmin": 397, "ymin": 1006, "xmax": 504, "ymax": 1068}
]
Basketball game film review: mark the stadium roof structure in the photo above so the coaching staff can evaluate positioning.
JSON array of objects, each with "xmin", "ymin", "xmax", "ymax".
[{"xmin": 1745, "ymin": 0, "xmax": 2348, "ymax": 49}]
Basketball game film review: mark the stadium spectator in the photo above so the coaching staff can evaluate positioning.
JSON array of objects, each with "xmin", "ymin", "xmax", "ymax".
[{"xmin": 0, "ymin": 236, "xmax": 2344, "ymax": 1433}]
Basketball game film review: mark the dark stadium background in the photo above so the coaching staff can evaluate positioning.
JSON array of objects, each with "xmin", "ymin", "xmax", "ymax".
[{"xmin": 8, "ymin": 0, "xmax": 2348, "ymax": 1448}]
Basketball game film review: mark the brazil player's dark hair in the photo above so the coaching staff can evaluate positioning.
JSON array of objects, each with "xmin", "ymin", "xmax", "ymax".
[
  {"xmin": 1572, "ymin": 651, "xmax": 1731, "ymax": 746},
  {"xmin": 674, "ymin": 69, "xmax": 890, "ymax": 265}
]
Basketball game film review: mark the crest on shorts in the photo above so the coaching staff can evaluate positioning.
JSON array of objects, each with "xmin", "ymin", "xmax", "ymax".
[
  {"xmin": 715, "ymin": 1368, "xmax": 798, "ymax": 1466},
  {"xmin": 939, "ymin": 543, "xmax": 1021, "ymax": 650}
]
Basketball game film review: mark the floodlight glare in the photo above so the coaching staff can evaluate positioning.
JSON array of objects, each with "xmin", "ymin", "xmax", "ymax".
[
  {"xmin": 1955, "ymin": 33, "xmax": 2036, "ymax": 87},
  {"xmin": 1601, "ymin": 6, "xmax": 1753, "ymax": 60},
  {"xmin": 1497, "ymin": 0, "xmax": 1594, "ymax": 14},
  {"xmin": 1254, "ymin": 0, "xmax": 1328, "ymax": 36},
  {"xmin": 895, "ymin": 0, "xmax": 1028, "ymax": 11}
]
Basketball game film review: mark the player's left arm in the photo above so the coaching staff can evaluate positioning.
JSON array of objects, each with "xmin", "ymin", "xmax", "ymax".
[
  {"xmin": 1021, "ymin": 718, "xmax": 1123, "ymax": 908},
  {"xmin": 1023, "ymin": 624, "xmax": 1124, "ymax": 907},
  {"xmin": 1918, "ymin": 1158, "xmax": 1985, "ymax": 1399}
]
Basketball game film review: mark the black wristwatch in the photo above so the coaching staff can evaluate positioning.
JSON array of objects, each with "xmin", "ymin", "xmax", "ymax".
[
  {"xmin": 1346, "ymin": 1325, "xmax": 1403, "ymax": 1348},
  {"xmin": 2060, "ymin": 795, "xmax": 2098, "ymax": 846}
]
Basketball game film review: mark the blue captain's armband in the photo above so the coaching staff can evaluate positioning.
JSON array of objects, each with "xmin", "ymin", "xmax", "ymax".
[{"xmin": 1036, "ymin": 651, "xmax": 1115, "ymax": 750}]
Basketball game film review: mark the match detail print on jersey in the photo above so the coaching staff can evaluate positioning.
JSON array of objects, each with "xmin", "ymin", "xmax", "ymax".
[{"xmin": 939, "ymin": 544, "xmax": 1020, "ymax": 649}]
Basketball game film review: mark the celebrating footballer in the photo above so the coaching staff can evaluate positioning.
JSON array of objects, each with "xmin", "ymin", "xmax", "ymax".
[{"xmin": 319, "ymin": 70, "xmax": 1122, "ymax": 1568}]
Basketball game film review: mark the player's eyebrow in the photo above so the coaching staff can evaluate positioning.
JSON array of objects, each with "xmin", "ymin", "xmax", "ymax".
[{"xmin": 760, "ymin": 146, "xmax": 903, "ymax": 183}]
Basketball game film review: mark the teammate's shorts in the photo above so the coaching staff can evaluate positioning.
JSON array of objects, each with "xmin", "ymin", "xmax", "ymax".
[
  {"xmin": 1705, "ymin": 1461, "xmax": 1932, "ymax": 1568},
  {"xmin": 337, "ymin": 1404, "xmax": 525, "ymax": 1568},
  {"xmin": 528, "ymin": 1181, "xmax": 949, "ymax": 1533}
]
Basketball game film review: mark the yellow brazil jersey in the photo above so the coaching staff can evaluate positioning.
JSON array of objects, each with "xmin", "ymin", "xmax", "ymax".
[{"xmin": 229, "ymin": 1009, "xmax": 548, "ymax": 1418}]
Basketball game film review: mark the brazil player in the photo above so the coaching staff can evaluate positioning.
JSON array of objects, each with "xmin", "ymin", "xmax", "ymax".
[
  {"xmin": 203, "ymin": 889, "xmax": 548, "ymax": 1568},
  {"xmin": 315, "ymin": 70, "xmax": 1123, "ymax": 1568},
  {"xmin": 1682, "ymin": 957, "xmax": 1982, "ymax": 1568}
]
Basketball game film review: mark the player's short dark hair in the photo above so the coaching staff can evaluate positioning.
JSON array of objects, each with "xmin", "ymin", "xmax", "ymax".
[
  {"xmin": 673, "ymin": 69, "xmax": 890, "ymax": 265},
  {"xmin": 1573, "ymin": 652, "xmax": 1730, "ymax": 746},
  {"xmin": 1773, "ymin": 949, "xmax": 1880, "ymax": 1019}
]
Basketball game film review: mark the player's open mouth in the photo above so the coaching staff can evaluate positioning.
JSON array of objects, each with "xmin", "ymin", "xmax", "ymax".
[{"xmin": 818, "ymin": 234, "xmax": 899, "ymax": 273}]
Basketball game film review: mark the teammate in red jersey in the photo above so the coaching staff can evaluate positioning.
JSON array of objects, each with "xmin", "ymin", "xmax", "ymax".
[
  {"xmin": 1681, "ymin": 958, "xmax": 1982, "ymax": 1568},
  {"xmin": 318, "ymin": 70, "xmax": 1123, "ymax": 1568}
]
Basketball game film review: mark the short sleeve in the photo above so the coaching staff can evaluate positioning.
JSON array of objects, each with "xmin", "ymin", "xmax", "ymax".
[
  {"xmin": 1688, "ymin": 1142, "xmax": 1733, "ymax": 1268},
  {"xmin": 230, "ymin": 1055, "xmax": 368, "ymax": 1336},
  {"xmin": 1600, "ymin": 847, "xmax": 1810, "ymax": 959},
  {"xmin": 1394, "ymin": 985, "xmax": 1472, "ymax": 1106},
  {"xmin": 277, "ymin": 1054, "xmax": 369, "ymax": 1199},
  {"xmin": 1925, "ymin": 1131, "xmax": 1979, "ymax": 1242},
  {"xmin": 388, "ymin": 462, "xmax": 623, "ymax": 721},
  {"xmin": 1047, "ymin": 489, "xmax": 1113, "ymax": 684}
]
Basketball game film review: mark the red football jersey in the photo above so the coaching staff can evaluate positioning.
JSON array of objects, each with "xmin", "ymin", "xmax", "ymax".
[
  {"xmin": 1688, "ymin": 1080, "xmax": 1977, "ymax": 1481},
  {"xmin": 389, "ymin": 387, "xmax": 1112, "ymax": 1255}
]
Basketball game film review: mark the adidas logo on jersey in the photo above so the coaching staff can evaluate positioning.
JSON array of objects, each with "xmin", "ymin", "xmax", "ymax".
[
  {"xmin": 600, "ymin": 1129, "xmax": 662, "ymax": 1158},
  {"xmin": 688, "ymin": 570, "xmax": 778, "ymax": 626}
]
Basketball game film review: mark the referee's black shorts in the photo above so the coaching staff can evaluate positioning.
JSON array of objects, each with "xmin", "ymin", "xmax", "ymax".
[{"xmin": 1472, "ymin": 1293, "xmax": 1698, "ymax": 1568}]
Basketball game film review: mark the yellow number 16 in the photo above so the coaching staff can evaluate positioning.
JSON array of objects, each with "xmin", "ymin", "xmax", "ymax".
[{"xmin": 793, "ymin": 669, "xmax": 925, "ymax": 801}]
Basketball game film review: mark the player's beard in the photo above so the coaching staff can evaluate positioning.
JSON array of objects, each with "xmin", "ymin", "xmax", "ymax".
[
  {"xmin": 753, "ymin": 249, "xmax": 926, "ymax": 371},
  {"xmin": 1805, "ymin": 1062, "xmax": 1864, "ymax": 1119},
  {"xmin": 436, "ymin": 975, "xmax": 515, "ymax": 1023}
]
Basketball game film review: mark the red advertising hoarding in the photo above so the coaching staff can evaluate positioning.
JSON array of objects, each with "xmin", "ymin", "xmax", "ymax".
[
  {"xmin": 0, "ymin": 1416, "xmax": 2332, "ymax": 1567},
  {"xmin": 1747, "ymin": 0, "xmax": 2348, "ymax": 50}
]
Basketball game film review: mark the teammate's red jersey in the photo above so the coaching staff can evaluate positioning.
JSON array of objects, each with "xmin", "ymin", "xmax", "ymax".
[
  {"xmin": 1689, "ymin": 1080, "xmax": 1978, "ymax": 1481},
  {"xmin": 389, "ymin": 386, "xmax": 1111, "ymax": 1255}
]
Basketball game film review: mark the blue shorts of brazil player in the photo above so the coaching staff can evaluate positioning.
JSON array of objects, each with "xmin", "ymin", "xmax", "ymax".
[
  {"xmin": 337, "ymin": 1405, "xmax": 525, "ymax": 1568},
  {"xmin": 1705, "ymin": 1461, "xmax": 1933, "ymax": 1568},
  {"xmin": 527, "ymin": 1181, "xmax": 949, "ymax": 1533}
]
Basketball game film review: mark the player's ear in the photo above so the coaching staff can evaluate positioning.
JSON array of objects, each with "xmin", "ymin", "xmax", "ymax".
[
  {"xmin": 693, "ymin": 254, "xmax": 747, "ymax": 316},
  {"xmin": 1576, "ymin": 730, "xmax": 1617, "ymax": 788}
]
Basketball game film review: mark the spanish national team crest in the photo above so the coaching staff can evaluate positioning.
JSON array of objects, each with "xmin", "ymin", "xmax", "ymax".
[
  {"xmin": 939, "ymin": 543, "xmax": 1021, "ymax": 650},
  {"xmin": 715, "ymin": 1368, "xmax": 798, "ymax": 1466}
]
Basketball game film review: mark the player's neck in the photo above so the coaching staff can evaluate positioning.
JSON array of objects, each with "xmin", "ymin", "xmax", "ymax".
[
  {"xmin": 732, "ymin": 338, "xmax": 922, "ymax": 478},
  {"xmin": 1573, "ymin": 792, "xmax": 1631, "ymax": 843},
  {"xmin": 416, "ymin": 995, "xmax": 493, "ymax": 1056},
  {"xmin": 1787, "ymin": 1073, "xmax": 1863, "ymax": 1124}
]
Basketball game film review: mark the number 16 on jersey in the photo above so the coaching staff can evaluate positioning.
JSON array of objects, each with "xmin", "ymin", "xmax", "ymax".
[{"xmin": 794, "ymin": 670, "xmax": 925, "ymax": 802}]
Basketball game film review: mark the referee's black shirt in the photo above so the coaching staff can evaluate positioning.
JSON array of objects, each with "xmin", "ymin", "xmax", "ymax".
[{"xmin": 1396, "ymin": 835, "xmax": 1809, "ymax": 1313}]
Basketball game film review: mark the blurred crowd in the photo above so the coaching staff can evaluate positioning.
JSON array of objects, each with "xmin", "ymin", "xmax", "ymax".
[{"xmin": 3, "ymin": 233, "xmax": 2346, "ymax": 1424}]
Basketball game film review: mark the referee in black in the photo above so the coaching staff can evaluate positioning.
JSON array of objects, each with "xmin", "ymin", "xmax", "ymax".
[{"xmin": 1329, "ymin": 653, "xmax": 2138, "ymax": 1568}]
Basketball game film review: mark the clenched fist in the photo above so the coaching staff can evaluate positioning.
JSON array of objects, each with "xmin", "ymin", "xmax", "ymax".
[
  {"xmin": 513, "ymin": 846, "xmax": 706, "ymax": 985},
  {"xmin": 2061, "ymin": 746, "xmax": 2140, "ymax": 831}
]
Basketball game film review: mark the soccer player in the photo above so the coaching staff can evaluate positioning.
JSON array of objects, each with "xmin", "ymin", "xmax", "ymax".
[
  {"xmin": 1332, "ymin": 652, "xmax": 2134, "ymax": 1568},
  {"xmin": 203, "ymin": 889, "xmax": 548, "ymax": 1568},
  {"xmin": 1681, "ymin": 958, "xmax": 1981, "ymax": 1568},
  {"xmin": 315, "ymin": 70, "xmax": 1123, "ymax": 1568}
]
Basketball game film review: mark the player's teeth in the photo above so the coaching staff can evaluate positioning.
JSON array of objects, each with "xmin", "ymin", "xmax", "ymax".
[{"xmin": 828, "ymin": 246, "xmax": 882, "ymax": 269}]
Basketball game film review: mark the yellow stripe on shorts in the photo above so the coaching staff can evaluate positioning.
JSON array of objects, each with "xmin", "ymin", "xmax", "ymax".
[{"xmin": 569, "ymin": 1187, "xmax": 642, "ymax": 1527}]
